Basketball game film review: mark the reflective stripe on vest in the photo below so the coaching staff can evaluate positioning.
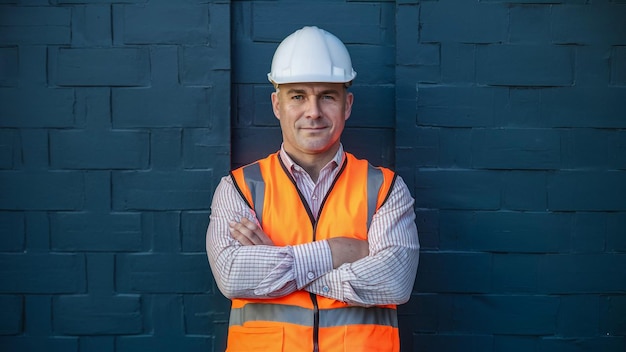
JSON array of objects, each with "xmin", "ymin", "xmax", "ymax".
[{"xmin": 230, "ymin": 303, "xmax": 398, "ymax": 328}]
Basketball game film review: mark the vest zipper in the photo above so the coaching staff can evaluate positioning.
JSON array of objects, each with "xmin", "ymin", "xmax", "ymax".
[
  {"xmin": 311, "ymin": 220, "xmax": 320, "ymax": 352},
  {"xmin": 276, "ymin": 153, "xmax": 348, "ymax": 352}
]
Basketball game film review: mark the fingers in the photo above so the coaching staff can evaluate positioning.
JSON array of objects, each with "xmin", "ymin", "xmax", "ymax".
[{"xmin": 229, "ymin": 218, "xmax": 274, "ymax": 246}]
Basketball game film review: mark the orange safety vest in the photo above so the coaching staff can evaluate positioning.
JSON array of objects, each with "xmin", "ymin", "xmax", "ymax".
[{"xmin": 227, "ymin": 151, "xmax": 399, "ymax": 352}]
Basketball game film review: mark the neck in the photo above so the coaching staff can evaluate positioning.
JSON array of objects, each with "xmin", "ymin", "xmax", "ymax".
[{"xmin": 285, "ymin": 146, "xmax": 339, "ymax": 182}]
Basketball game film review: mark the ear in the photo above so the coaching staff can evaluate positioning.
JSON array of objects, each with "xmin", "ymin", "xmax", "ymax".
[
  {"xmin": 344, "ymin": 92, "xmax": 354, "ymax": 121},
  {"xmin": 271, "ymin": 91, "xmax": 280, "ymax": 120}
]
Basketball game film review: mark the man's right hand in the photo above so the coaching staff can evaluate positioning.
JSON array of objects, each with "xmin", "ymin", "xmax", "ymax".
[{"xmin": 327, "ymin": 237, "xmax": 369, "ymax": 269}]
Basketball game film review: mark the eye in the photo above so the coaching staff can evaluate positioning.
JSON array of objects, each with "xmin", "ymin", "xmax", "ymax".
[
  {"xmin": 322, "ymin": 95, "xmax": 336, "ymax": 101},
  {"xmin": 291, "ymin": 95, "xmax": 304, "ymax": 101}
]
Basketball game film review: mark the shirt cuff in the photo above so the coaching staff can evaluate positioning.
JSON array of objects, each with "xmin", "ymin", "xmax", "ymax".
[{"xmin": 292, "ymin": 240, "xmax": 334, "ymax": 289}]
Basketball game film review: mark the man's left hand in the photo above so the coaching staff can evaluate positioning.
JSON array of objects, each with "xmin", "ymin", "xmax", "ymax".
[{"xmin": 229, "ymin": 217, "xmax": 274, "ymax": 246}]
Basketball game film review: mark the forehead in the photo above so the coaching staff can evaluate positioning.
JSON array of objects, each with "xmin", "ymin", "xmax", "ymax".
[{"xmin": 279, "ymin": 82, "xmax": 346, "ymax": 94}]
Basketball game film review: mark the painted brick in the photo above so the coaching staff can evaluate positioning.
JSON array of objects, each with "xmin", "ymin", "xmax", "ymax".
[
  {"xmin": 19, "ymin": 129, "xmax": 50, "ymax": 169},
  {"xmin": 180, "ymin": 46, "xmax": 230, "ymax": 87},
  {"xmin": 552, "ymin": 4, "xmax": 626, "ymax": 45},
  {"xmin": 492, "ymin": 254, "xmax": 540, "ymax": 293},
  {"xmin": 396, "ymin": 126, "xmax": 439, "ymax": 168},
  {"xmin": 50, "ymin": 130, "xmax": 150, "ymax": 170},
  {"xmin": 233, "ymin": 85, "xmax": 275, "ymax": 127},
  {"xmin": 51, "ymin": 47, "xmax": 150, "ymax": 87},
  {"xmin": 50, "ymin": 212, "xmax": 142, "ymax": 252},
  {"xmin": 471, "ymin": 128, "xmax": 561, "ymax": 170},
  {"xmin": 601, "ymin": 295, "xmax": 626, "ymax": 335},
  {"xmin": 342, "ymin": 128, "xmax": 395, "ymax": 168},
  {"xmin": 84, "ymin": 254, "xmax": 115, "ymax": 294},
  {"xmin": 439, "ymin": 211, "xmax": 571, "ymax": 253},
  {"xmin": 143, "ymin": 212, "xmax": 181, "ymax": 253},
  {"xmin": 413, "ymin": 333, "xmax": 493, "ymax": 352},
  {"xmin": 397, "ymin": 61, "xmax": 439, "ymax": 85},
  {"xmin": 0, "ymin": 171, "xmax": 84, "ymax": 210},
  {"xmin": 183, "ymin": 294, "xmax": 229, "ymax": 338},
  {"xmin": 537, "ymin": 336, "xmax": 626, "ymax": 352},
  {"xmin": 0, "ymin": 6, "xmax": 71, "ymax": 44},
  {"xmin": 414, "ymin": 209, "xmax": 439, "ymax": 250},
  {"xmin": 0, "ymin": 295, "xmax": 22, "ymax": 334},
  {"xmin": 494, "ymin": 336, "xmax": 539, "ymax": 352},
  {"xmin": 415, "ymin": 251, "xmax": 492, "ymax": 293},
  {"xmin": 231, "ymin": 40, "xmax": 275, "ymax": 84},
  {"xmin": 575, "ymin": 45, "xmax": 613, "ymax": 86},
  {"xmin": 79, "ymin": 337, "xmax": 114, "ymax": 352},
  {"xmin": 561, "ymin": 129, "xmax": 614, "ymax": 170},
  {"xmin": 348, "ymin": 85, "xmax": 396, "ymax": 128},
  {"xmin": 0, "ymin": 46, "xmax": 18, "ymax": 87},
  {"xmin": 509, "ymin": 5, "xmax": 551, "ymax": 44},
  {"xmin": 112, "ymin": 170, "xmax": 214, "ymax": 211},
  {"xmin": 538, "ymin": 254, "xmax": 626, "ymax": 293},
  {"xmin": 182, "ymin": 129, "xmax": 230, "ymax": 172},
  {"xmin": 231, "ymin": 126, "xmax": 282, "ymax": 168},
  {"xmin": 182, "ymin": 211, "xmax": 210, "ymax": 252},
  {"xmin": 502, "ymin": 171, "xmax": 548, "ymax": 210},
  {"xmin": 54, "ymin": 295, "xmax": 142, "ymax": 335},
  {"xmin": 440, "ymin": 43, "xmax": 475, "ymax": 83},
  {"xmin": 438, "ymin": 294, "xmax": 559, "ymax": 335},
  {"xmin": 349, "ymin": 44, "xmax": 396, "ymax": 85},
  {"xmin": 0, "ymin": 337, "xmax": 78, "ymax": 352},
  {"xmin": 112, "ymin": 87, "xmax": 213, "ymax": 128},
  {"xmin": 540, "ymin": 87, "xmax": 626, "ymax": 128},
  {"xmin": 0, "ymin": 88, "xmax": 75, "ymax": 128},
  {"xmin": 24, "ymin": 295, "xmax": 53, "ymax": 335},
  {"xmin": 0, "ymin": 129, "xmax": 16, "ymax": 169},
  {"xmin": 476, "ymin": 44, "xmax": 574, "ymax": 87},
  {"xmin": 72, "ymin": 5, "xmax": 111, "ymax": 46},
  {"xmin": 415, "ymin": 169, "xmax": 501, "ymax": 210},
  {"xmin": 117, "ymin": 335, "xmax": 214, "ymax": 352},
  {"xmin": 572, "ymin": 213, "xmax": 611, "ymax": 253},
  {"xmin": 438, "ymin": 128, "xmax": 472, "ymax": 169},
  {"xmin": 609, "ymin": 131, "xmax": 626, "ymax": 169},
  {"xmin": 421, "ymin": 2, "xmax": 508, "ymax": 44},
  {"xmin": 607, "ymin": 212, "xmax": 626, "ymax": 252},
  {"xmin": 417, "ymin": 85, "xmax": 507, "ymax": 127},
  {"xmin": 116, "ymin": 254, "xmax": 212, "ymax": 293},
  {"xmin": 25, "ymin": 212, "xmax": 52, "ymax": 252},
  {"xmin": 611, "ymin": 46, "xmax": 626, "ymax": 86},
  {"xmin": 398, "ymin": 43, "xmax": 439, "ymax": 67},
  {"xmin": 117, "ymin": 4, "xmax": 210, "ymax": 45},
  {"xmin": 547, "ymin": 171, "xmax": 626, "ymax": 211},
  {"xmin": 0, "ymin": 212, "xmax": 24, "ymax": 251},
  {"xmin": 557, "ymin": 295, "xmax": 600, "ymax": 335},
  {"xmin": 501, "ymin": 87, "xmax": 544, "ymax": 127},
  {"xmin": 150, "ymin": 129, "xmax": 183, "ymax": 171},
  {"xmin": 251, "ymin": 2, "xmax": 387, "ymax": 44},
  {"xmin": 0, "ymin": 253, "xmax": 85, "ymax": 293}
]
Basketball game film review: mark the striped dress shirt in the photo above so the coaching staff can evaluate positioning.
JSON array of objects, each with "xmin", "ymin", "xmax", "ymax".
[{"xmin": 206, "ymin": 144, "xmax": 420, "ymax": 306}]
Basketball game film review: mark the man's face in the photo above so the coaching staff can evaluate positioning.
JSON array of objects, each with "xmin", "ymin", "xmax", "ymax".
[{"xmin": 271, "ymin": 82, "xmax": 353, "ymax": 161}]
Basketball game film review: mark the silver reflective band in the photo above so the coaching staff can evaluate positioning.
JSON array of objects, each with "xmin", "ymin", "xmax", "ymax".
[
  {"xmin": 366, "ymin": 165, "xmax": 384, "ymax": 229},
  {"xmin": 243, "ymin": 162, "xmax": 265, "ymax": 226},
  {"xmin": 230, "ymin": 303, "xmax": 397, "ymax": 328}
]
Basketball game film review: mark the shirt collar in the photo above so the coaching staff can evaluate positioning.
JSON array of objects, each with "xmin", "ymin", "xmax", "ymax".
[{"xmin": 279, "ymin": 144, "xmax": 345, "ymax": 177}]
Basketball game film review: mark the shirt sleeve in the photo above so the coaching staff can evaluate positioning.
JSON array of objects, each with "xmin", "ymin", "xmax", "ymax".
[
  {"xmin": 206, "ymin": 176, "xmax": 334, "ymax": 299},
  {"xmin": 304, "ymin": 176, "xmax": 420, "ymax": 306}
]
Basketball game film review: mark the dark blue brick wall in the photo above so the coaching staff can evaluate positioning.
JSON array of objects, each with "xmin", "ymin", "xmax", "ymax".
[
  {"xmin": 0, "ymin": 1, "xmax": 230, "ymax": 351},
  {"xmin": 397, "ymin": 1, "xmax": 626, "ymax": 351},
  {"xmin": 1, "ymin": 1, "xmax": 625, "ymax": 352}
]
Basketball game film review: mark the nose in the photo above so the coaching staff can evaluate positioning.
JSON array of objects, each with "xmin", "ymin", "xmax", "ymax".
[{"xmin": 305, "ymin": 97, "xmax": 322, "ymax": 119}]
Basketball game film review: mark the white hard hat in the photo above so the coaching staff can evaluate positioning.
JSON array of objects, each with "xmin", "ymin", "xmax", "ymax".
[{"xmin": 267, "ymin": 26, "xmax": 357, "ymax": 86}]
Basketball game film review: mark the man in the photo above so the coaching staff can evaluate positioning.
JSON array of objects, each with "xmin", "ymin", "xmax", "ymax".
[{"xmin": 206, "ymin": 26, "xmax": 419, "ymax": 352}]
